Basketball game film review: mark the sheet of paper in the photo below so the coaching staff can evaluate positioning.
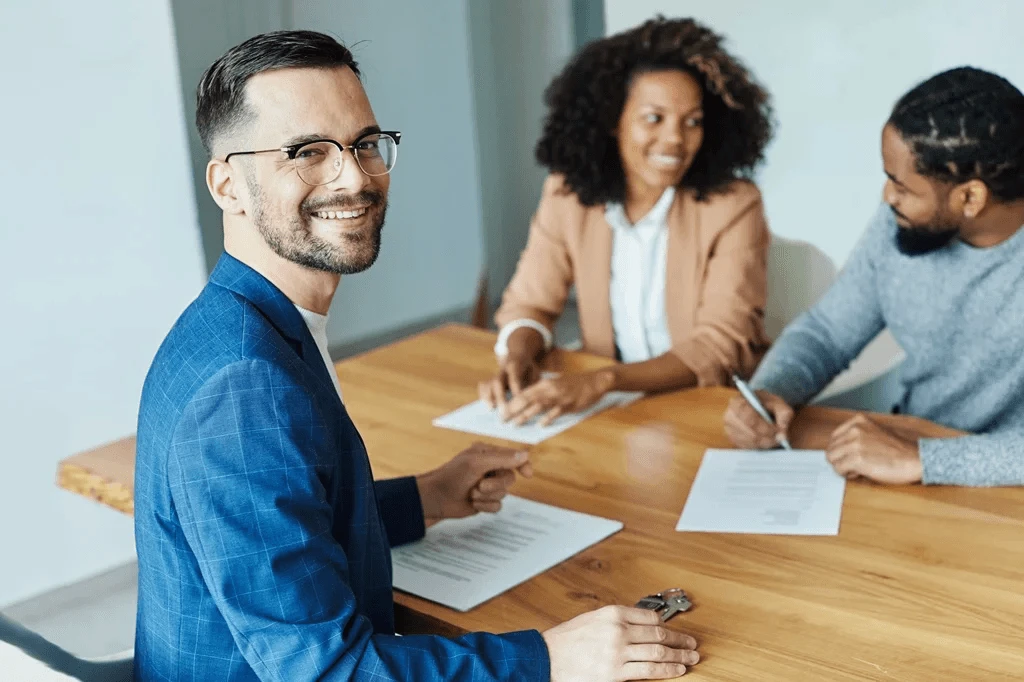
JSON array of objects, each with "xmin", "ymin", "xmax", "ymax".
[
  {"xmin": 392, "ymin": 495, "xmax": 623, "ymax": 611},
  {"xmin": 676, "ymin": 449, "xmax": 847, "ymax": 536},
  {"xmin": 432, "ymin": 391, "xmax": 641, "ymax": 445}
]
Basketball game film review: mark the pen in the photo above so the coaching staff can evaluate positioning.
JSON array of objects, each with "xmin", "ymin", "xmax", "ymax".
[{"xmin": 731, "ymin": 374, "xmax": 792, "ymax": 450}]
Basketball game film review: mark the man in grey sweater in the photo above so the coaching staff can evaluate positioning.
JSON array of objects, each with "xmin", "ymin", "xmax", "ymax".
[{"xmin": 724, "ymin": 66, "xmax": 1024, "ymax": 487}]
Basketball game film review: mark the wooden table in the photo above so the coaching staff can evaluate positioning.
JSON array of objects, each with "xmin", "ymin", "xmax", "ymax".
[{"xmin": 59, "ymin": 324, "xmax": 1024, "ymax": 680}]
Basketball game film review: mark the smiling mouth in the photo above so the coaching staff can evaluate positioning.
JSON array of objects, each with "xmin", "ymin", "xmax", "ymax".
[
  {"xmin": 649, "ymin": 154, "xmax": 685, "ymax": 169},
  {"xmin": 313, "ymin": 207, "xmax": 369, "ymax": 220}
]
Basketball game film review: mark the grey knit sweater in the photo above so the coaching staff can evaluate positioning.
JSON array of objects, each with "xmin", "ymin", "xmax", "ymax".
[{"xmin": 751, "ymin": 204, "xmax": 1024, "ymax": 486}]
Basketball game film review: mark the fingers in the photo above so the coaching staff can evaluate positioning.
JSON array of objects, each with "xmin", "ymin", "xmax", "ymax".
[
  {"xmin": 624, "ymin": 624, "xmax": 698, "ymax": 650},
  {"xmin": 538, "ymin": 405, "xmax": 564, "ymax": 427},
  {"xmin": 478, "ymin": 376, "xmax": 508, "ymax": 412},
  {"xmin": 619, "ymin": 661, "xmax": 690, "ymax": 680},
  {"xmin": 512, "ymin": 400, "xmax": 548, "ymax": 426},
  {"xmin": 501, "ymin": 386, "xmax": 547, "ymax": 422},
  {"xmin": 625, "ymin": 644, "xmax": 700, "ymax": 666},
  {"xmin": 471, "ymin": 499, "xmax": 503, "ymax": 513},
  {"xmin": 472, "ymin": 469, "xmax": 515, "ymax": 496},
  {"xmin": 724, "ymin": 399, "xmax": 778, "ymax": 449},
  {"xmin": 762, "ymin": 392, "xmax": 795, "ymax": 431},
  {"xmin": 467, "ymin": 446, "xmax": 530, "ymax": 475},
  {"xmin": 507, "ymin": 360, "xmax": 524, "ymax": 396},
  {"xmin": 830, "ymin": 414, "xmax": 872, "ymax": 441}
]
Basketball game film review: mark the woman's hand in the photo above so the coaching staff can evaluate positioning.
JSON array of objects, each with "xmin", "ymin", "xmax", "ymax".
[
  {"xmin": 500, "ymin": 369, "xmax": 616, "ymax": 426},
  {"xmin": 478, "ymin": 353, "xmax": 542, "ymax": 412}
]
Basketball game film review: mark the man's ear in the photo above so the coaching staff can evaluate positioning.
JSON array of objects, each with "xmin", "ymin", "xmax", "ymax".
[
  {"xmin": 949, "ymin": 178, "xmax": 991, "ymax": 219},
  {"xmin": 206, "ymin": 158, "xmax": 247, "ymax": 216}
]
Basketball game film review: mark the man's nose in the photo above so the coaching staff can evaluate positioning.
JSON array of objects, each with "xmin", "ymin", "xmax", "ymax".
[{"xmin": 326, "ymin": 149, "xmax": 370, "ymax": 194}]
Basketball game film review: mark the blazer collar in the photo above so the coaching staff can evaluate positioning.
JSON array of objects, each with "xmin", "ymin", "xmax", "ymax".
[
  {"xmin": 209, "ymin": 253, "xmax": 343, "ymax": 400},
  {"xmin": 209, "ymin": 252, "xmax": 310, "ymax": 344}
]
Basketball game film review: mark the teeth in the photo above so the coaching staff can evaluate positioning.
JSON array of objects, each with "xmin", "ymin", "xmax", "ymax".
[
  {"xmin": 315, "ymin": 208, "xmax": 367, "ymax": 220},
  {"xmin": 651, "ymin": 154, "xmax": 683, "ymax": 167}
]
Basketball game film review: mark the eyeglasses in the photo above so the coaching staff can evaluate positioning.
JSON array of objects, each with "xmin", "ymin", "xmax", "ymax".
[{"xmin": 224, "ymin": 130, "xmax": 401, "ymax": 185}]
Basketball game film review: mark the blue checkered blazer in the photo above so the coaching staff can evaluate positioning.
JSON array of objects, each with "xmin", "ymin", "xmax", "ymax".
[{"xmin": 134, "ymin": 254, "xmax": 549, "ymax": 681}]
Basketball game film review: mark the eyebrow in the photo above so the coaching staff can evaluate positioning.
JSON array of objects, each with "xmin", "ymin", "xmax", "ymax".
[
  {"xmin": 280, "ymin": 125, "xmax": 382, "ymax": 148},
  {"xmin": 642, "ymin": 104, "xmax": 704, "ymax": 116},
  {"xmin": 885, "ymin": 171, "xmax": 908, "ymax": 189}
]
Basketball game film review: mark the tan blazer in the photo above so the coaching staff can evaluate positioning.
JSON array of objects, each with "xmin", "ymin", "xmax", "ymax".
[{"xmin": 495, "ymin": 174, "xmax": 771, "ymax": 386}]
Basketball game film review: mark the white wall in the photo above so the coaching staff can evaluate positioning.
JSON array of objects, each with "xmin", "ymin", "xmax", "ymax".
[
  {"xmin": 290, "ymin": 0, "xmax": 489, "ymax": 345},
  {"xmin": 605, "ymin": 0, "xmax": 1024, "ymax": 266},
  {"xmin": 468, "ymin": 0, "xmax": 576, "ymax": 302},
  {"xmin": 0, "ymin": 0, "xmax": 207, "ymax": 606},
  {"xmin": 170, "ymin": 0, "xmax": 289, "ymax": 274}
]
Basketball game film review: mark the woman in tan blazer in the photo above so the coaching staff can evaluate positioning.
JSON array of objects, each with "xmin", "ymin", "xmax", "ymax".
[{"xmin": 481, "ymin": 17, "xmax": 776, "ymax": 425}]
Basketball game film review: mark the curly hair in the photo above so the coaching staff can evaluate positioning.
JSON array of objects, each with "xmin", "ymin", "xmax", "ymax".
[
  {"xmin": 889, "ymin": 67, "xmax": 1024, "ymax": 202},
  {"xmin": 535, "ymin": 16, "xmax": 774, "ymax": 205}
]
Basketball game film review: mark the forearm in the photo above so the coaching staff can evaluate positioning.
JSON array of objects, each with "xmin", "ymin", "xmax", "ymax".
[
  {"xmin": 605, "ymin": 352, "xmax": 698, "ymax": 393},
  {"xmin": 920, "ymin": 431, "xmax": 1024, "ymax": 486},
  {"xmin": 751, "ymin": 307, "xmax": 882, "ymax": 407}
]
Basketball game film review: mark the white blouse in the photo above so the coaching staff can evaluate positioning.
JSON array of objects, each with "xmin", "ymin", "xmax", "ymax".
[{"xmin": 495, "ymin": 187, "xmax": 675, "ymax": 363}]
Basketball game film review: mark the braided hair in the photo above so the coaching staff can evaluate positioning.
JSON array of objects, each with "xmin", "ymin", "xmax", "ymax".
[
  {"xmin": 889, "ymin": 67, "xmax": 1024, "ymax": 201},
  {"xmin": 535, "ymin": 16, "xmax": 773, "ymax": 205}
]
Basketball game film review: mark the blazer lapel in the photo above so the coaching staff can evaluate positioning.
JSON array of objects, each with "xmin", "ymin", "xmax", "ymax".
[
  {"xmin": 578, "ymin": 207, "xmax": 616, "ymax": 358},
  {"xmin": 664, "ymin": 190, "xmax": 699, "ymax": 336},
  {"xmin": 208, "ymin": 253, "xmax": 339, "ymax": 399}
]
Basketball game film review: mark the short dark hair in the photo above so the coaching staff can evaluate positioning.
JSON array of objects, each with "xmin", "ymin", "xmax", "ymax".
[
  {"xmin": 535, "ymin": 16, "xmax": 774, "ymax": 205},
  {"xmin": 195, "ymin": 30, "xmax": 360, "ymax": 156},
  {"xmin": 889, "ymin": 66, "xmax": 1024, "ymax": 201}
]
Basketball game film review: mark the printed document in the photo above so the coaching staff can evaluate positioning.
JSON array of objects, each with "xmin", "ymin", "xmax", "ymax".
[
  {"xmin": 392, "ymin": 495, "xmax": 623, "ymax": 611},
  {"xmin": 433, "ymin": 391, "xmax": 641, "ymax": 445},
  {"xmin": 676, "ymin": 449, "xmax": 847, "ymax": 536}
]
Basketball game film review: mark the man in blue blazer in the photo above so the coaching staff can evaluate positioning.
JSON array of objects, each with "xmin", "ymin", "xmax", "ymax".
[{"xmin": 134, "ymin": 30, "xmax": 700, "ymax": 681}]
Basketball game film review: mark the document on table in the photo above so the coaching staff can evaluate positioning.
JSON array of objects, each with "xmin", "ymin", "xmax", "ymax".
[
  {"xmin": 432, "ymin": 390, "xmax": 641, "ymax": 445},
  {"xmin": 676, "ymin": 449, "xmax": 847, "ymax": 536},
  {"xmin": 392, "ymin": 495, "xmax": 623, "ymax": 611}
]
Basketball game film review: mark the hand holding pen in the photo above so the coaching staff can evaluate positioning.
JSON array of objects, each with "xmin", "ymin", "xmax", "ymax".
[{"xmin": 724, "ymin": 375, "xmax": 796, "ymax": 450}]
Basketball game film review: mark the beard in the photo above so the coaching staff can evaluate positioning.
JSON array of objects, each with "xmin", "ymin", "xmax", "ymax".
[
  {"xmin": 250, "ymin": 183, "xmax": 387, "ymax": 275},
  {"xmin": 891, "ymin": 207, "xmax": 959, "ymax": 256}
]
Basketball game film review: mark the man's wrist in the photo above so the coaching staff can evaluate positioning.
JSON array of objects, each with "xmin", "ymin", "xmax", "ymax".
[{"xmin": 415, "ymin": 472, "xmax": 442, "ymax": 522}]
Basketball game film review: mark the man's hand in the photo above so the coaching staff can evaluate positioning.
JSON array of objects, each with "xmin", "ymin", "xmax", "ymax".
[
  {"xmin": 723, "ymin": 390, "xmax": 794, "ymax": 449},
  {"xmin": 543, "ymin": 606, "xmax": 700, "ymax": 681},
  {"xmin": 478, "ymin": 352, "xmax": 541, "ymax": 413},
  {"xmin": 500, "ymin": 370, "xmax": 616, "ymax": 427},
  {"xmin": 826, "ymin": 415, "xmax": 923, "ymax": 484},
  {"xmin": 416, "ymin": 442, "xmax": 533, "ymax": 523}
]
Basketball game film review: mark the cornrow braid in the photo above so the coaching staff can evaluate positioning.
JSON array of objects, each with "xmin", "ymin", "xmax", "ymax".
[
  {"xmin": 889, "ymin": 67, "xmax": 1024, "ymax": 201},
  {"xmin": 535, "ymin": 16, "xmax": 774, "ymax": 205}
]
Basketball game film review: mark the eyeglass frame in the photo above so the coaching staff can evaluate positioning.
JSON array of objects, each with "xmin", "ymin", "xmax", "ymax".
[{"xmin": 223, "ymin": 129, "xmax": 402, "ymax": 183}]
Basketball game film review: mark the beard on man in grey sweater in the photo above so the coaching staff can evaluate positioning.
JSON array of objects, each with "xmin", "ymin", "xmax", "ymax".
[{"xmin": 751, "ymin": 204, "xmax": 1024, "ymax": 486}]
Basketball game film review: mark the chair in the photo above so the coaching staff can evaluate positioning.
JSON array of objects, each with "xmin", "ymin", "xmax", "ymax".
[
  {"xmin": 0, "ymin": 613, "xmax": 132, "ymax": 681},
  {"xmin": 766, "ymin": 235, "xmax": 905, "ymax": 413}
]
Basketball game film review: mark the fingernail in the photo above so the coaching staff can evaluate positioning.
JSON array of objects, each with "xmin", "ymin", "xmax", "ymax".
[{"xmin": 515, "ymin": 451, "xmax": 528, "ymax": 463}]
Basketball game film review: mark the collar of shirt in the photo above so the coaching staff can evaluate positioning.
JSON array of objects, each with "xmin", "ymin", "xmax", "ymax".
[{"xmin": 604, "ymin": 186, "xmax": 676, "ymax": 236}]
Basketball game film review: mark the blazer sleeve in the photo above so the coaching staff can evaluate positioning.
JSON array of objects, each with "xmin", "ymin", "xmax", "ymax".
[
  {"xmin": 374, "ymin": 477, "xmax": 425, "ymax": 547},
  {"xmin": 494, "ymin": 175, "xmax": 575, "ymax": 334},
  {"xmin": 672, "ymin": 186, "xmax": 771, "ymax": 386},
  {"xmin": 168, "ymin": 359, "xmax": 549, "ymax": 682}
]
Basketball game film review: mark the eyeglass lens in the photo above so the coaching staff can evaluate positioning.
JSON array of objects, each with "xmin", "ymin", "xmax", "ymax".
[{"xmin": 293, "ymin": 134, "xmax": 398, "ymax": 185}]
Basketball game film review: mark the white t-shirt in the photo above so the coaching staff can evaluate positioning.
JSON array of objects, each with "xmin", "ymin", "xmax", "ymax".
[{"xmin": 294, "ymin": 304, "xmax": 343, "ymax": 402}]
